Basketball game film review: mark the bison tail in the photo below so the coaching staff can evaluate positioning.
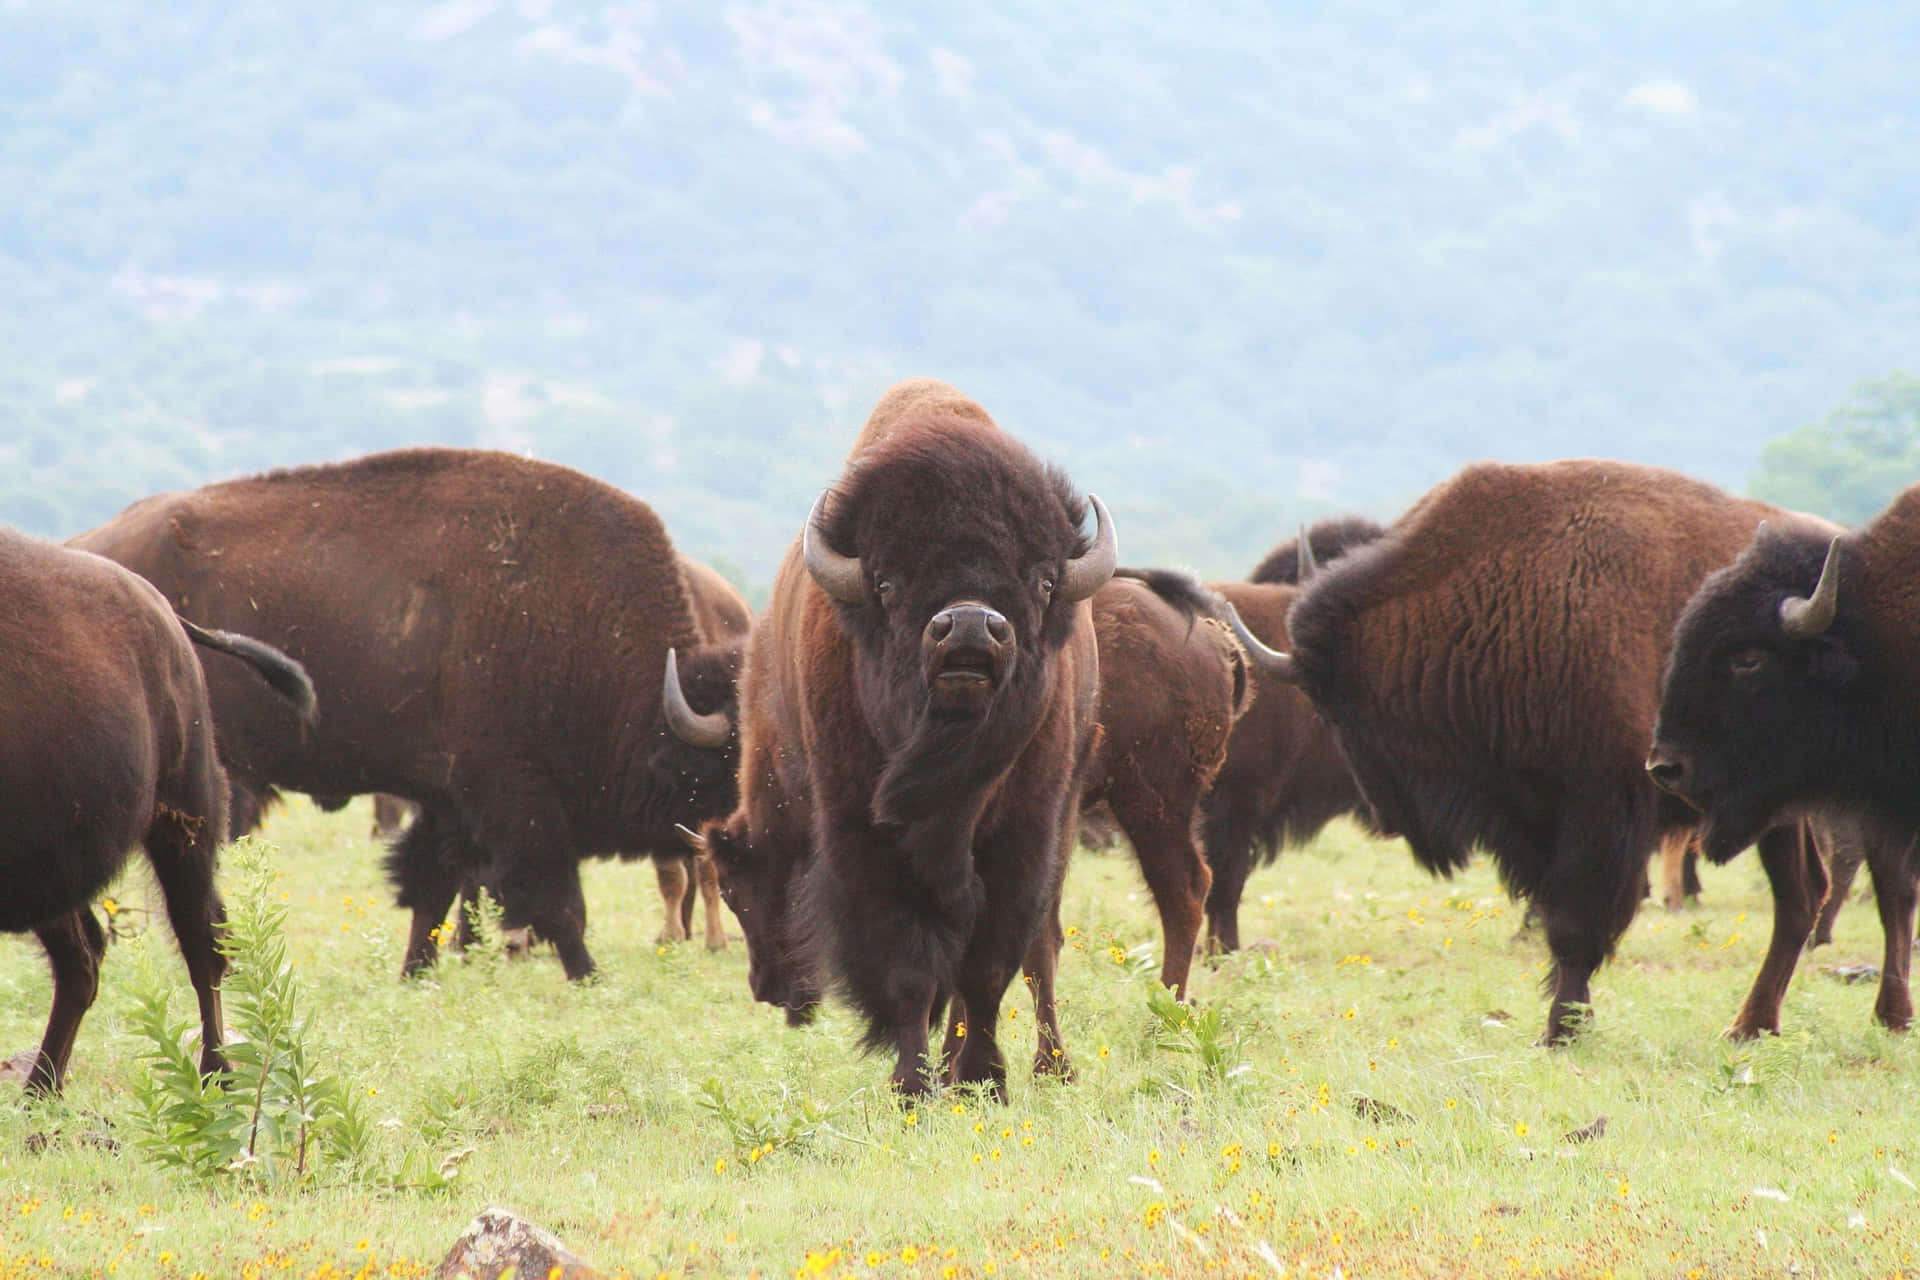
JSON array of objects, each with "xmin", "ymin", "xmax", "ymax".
[
  {"xmin": 1111, "ymin": 566, "xmax": 1215, "ymax": 621},
  {"xmin": 178, "ymin": 617, "xmax": 318, "ymax": 726}
]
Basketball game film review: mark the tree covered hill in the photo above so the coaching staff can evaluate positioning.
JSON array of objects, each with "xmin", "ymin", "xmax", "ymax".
[{"xmin": 2, "ymin": 1, "xmax": 1915, "ymax": 590}]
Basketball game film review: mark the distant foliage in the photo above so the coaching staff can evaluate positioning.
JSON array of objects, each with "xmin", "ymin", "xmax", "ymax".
[{"xmin": 1750, "ymin": 373, "xmax": 1920, "ymax": 526}]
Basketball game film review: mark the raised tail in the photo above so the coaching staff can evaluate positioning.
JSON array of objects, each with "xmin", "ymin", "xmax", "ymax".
[
  {"xmin": 1111, "ymin": 565, "xmax": 1217, "ymax": 620},
  {"xmin": 178, "ymin": 617, "xmax": 318, "ymax": 725}
]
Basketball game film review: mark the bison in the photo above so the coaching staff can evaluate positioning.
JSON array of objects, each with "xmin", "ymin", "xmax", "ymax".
[
  {"xmin": 1271, "ymin": 460, "xmax": 1866, "ymax": 1043},
  {"xmin": 72, "ymin": 449, "xmax": 742, "ymax": 981},
  {"xmin": 1195, "ymin": 520, "xmax": 1381, "ymax": 952},
  {"xmin": 2, "ymin": 530, "xmax": 313, "ymax": 1094},
  {"xmin": 701, "ymin": 562, "xmax": 1252, "ymax": 1062},
  {"xmin": 700, "ymin": 379, "xmax": 1112, "ymax": 1098},
  {"xmin": 1650, "ymin": 502, "xmax": 1920, "ymax": 1029}
]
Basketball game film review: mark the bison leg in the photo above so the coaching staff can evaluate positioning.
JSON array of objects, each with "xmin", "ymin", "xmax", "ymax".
[
  {"xmin": 1023, "ymin": 905, "xmax": 1073, "ymax": 1079},
  {"xmin": 654, "ymin": 857, "xmax": 690, "ymax": 944},
  {"xmin": 468, "ymin": 785, "xmax": 595, "ymax": 980},
  {"xmin": 1110, "ymin": 783, "xmax": 1210, "ymax": 998},
  {"xmin": 388, "ymin": 809, "xmax": 466, "ymax": 975},
  {"xmin": 1863, "ymin": 834, "xmax": 1916, "ymax": 1031},
  {"xmin": 695, "ymin": 853, "xmax": 728, "ymax": 951},
  {"xmin": 146, "ymin": 792, "xmax": 230, "ymax": 1079},
  {"xmin": 1656, "ymin": 828, "xmax": 1694, "ymax": 912},
  {"xmin": 1199, "ymin": 800, "xmax": 1258, "ymax": 955},
  {"xmin": 1727, "ymin": 822, "xmax": 1827, "ymax": 1040},
  {"xmin": 23, "ymin": 910, "xmax": 107, "ymax": 1096},
  {"xmin": 1811, "ymin": 825, "xmax": 1865, "ymax": 949}
]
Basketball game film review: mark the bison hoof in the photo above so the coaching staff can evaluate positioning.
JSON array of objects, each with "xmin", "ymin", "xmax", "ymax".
[
  {"xmin": 1032, "ymin": 1050, "xmax": 1075, "ymax": 1082},
  {"xmin": 1722, "ymin": 1019, "xmax": 1776, "ymax": 1042},
  {"xmin": 704, "ymin": 933, "xmax": 728, "ymax": 953}
]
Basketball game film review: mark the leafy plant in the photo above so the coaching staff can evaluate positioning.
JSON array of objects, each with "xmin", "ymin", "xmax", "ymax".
[
  {"xmin": 698, "ymin": 1076, "xmax": 838, "ymax": 1168},
  {"xmin": 1144, "ymin": 983, "xmax": 1244, "ymax": 1087},
  {"xmin": 126, "ymin": 840, "xmax": 372, "ymax": 1184}
]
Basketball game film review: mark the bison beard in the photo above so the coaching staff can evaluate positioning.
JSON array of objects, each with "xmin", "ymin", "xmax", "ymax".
[{"xmin": 870, "ymin": 665, "xmax": 1048, "ymax": 832}]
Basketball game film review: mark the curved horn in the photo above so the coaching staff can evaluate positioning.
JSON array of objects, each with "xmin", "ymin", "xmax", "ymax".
[
  {"xmin": 802, "ymin": 490, "xmax": 865, "ymax": 603},
  {"xmin": 1779, "ymin": 536, "xmax": 1842, "ymax": 639},
  {"xmin": 1219, "ymin": 599, "xmax": 1298, "ymax": 684},
  {"xmin": 1296, "ymin": 524, "xmax": 1319, "ymax": 582},
  {"xmin": 1058, "ymin": 494, "xmax": 1119, "ymax": 603},
  {"xmin": 674, "ymin": 823, "xmax": 708, "ymax": 853},
  {"xmin": 662, "ymin": 648, "xmax": 731, "ymax": 749}
]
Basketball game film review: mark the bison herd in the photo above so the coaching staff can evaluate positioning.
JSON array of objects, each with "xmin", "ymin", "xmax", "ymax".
[{"xmin": 8, "ymin": 377, "xmax": 1920, "ymax": 1100}]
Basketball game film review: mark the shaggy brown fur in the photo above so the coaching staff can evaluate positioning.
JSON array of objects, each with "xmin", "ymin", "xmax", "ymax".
[
  {"xmin": 1287, "ymin": 460, "xmax": 1857, "ymax": 1043},
  {"xmin": 706, "ymin": 380, "xmax": 1106, "ymax": 1099},
  {"xmin": 2, "ymin": 530, "xmax": 312, "ymax": 1094},
  {"xmin": 73, "ymin": 449, "xmax": 740, "ymax": 981}
]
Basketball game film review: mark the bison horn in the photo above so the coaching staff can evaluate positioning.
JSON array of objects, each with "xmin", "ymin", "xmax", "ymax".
[
  {"xmin": 1297, "ymin": 524, "xmax": 1319, "ymax": 582},
  {"xmin": 674, "ymin": 823, "xmax": 708, "ymax": 853},
  {"xmin": 662, "ymin": 648, "xmax": 731, "ymax": 749},
  {"xmin": 1219, "ymin": 598, "xmax": 1298, "ymax": 684},
  {"xmin": 1779, "ymin": 537, "xmax": 1842, "ymax": 639},
  {"xmin": 1058, "ymin": 494, "xmax": 1119, "ymax": 603},
  {"xmin": 803, "ymin": 490, "xmax": 866, "ymax": 603}
]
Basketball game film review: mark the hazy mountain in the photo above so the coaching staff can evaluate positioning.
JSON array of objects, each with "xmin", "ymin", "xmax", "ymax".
[{"xmin": 3, "ymin": 1, "xmax": 1915, "ymax": 590}]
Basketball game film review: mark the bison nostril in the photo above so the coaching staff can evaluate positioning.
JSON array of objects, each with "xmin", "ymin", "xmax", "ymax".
[
  {"xmin": 1645, "ymin": 756, "xmax": 1687, "ymax": 792},
  {"xmin": 985, "ymin": 612, "xmax": 1012, "ymax": 644},
  {"xmin": 928, "ymin": 613, "xmax": 955, "ymax": 641}
]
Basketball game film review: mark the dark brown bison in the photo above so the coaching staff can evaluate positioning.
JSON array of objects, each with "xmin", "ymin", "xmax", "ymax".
[
  {"xmin": 701, "ymin": 563, "xmax": 1249, "ymax": 1061},
  {"xmin": 72, "ymin": 449, "xmax": 741, "ymax": 981},
  {"xmin": 702, "ymin": 378, "xmax": 1111, "ymax": 1098},
  {"xmin": 1194, "ymin": 520, "xmax": 1381, "ymax": 953},
  {"xmin": 1276, "ymin": 460, "xmax": 1857, "ymax": 1043},
  {"xmin": 2, "ymin": 530, "xmax": 314, "ymax": 1094},
  {"xmin": 1248, "ymin": 516, "xmax": 1385, "ymax": 586},
  {"xmin": 1650, "ymin": 499, "xmax": 1920, "ymax": 1029}
]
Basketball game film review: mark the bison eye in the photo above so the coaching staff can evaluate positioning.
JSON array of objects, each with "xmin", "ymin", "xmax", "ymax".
[
  {"xmin": 1729, "ymin": 648, "xmax": 1770, "ymax": 679},
  {"xmin": 1038, "ymin": 576, "xmax": 1055, "ymax": 604},
  {"xmin": 874, "ymin": 578, "xmax": 894, "ymax": 604}
]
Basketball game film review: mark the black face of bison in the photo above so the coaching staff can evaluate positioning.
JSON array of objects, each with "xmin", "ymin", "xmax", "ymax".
[
  {"xmin": 1650, "ymin": 528, "xmax": 1862, "ymax": 861},
  {"xmin": 652, "ymin": 645, "xmax": 744, "ymax": 841},
  {"xmin": 804, "ymin": 433, "xmax": 1114, "ymax": 828},
  {"xmin": 699, "ymin": 818, "xmax": 818, "ymax": 1020}
]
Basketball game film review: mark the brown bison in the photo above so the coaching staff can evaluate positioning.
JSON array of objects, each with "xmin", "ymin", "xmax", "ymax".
[
  {"xmin": 1275, "ymin": 460, "xmax": 1867, "ymax": 1043},
  {"xmin": 701, "ymin": 379, "xmax": 1112, "ymax": 1098},
  {"xmin": 1650, "ymin": 498, "xmax": 1920, "ymax": 1029},
  {"xmin": 72, "ymin": 449, "xmax": 742, "ymax": 981},
  {"xmin": 2, "ymin": 530, "xmax": 313, "ymax": 1094},
  {"xmin": 1195, "ymin": 520, "xmax": 1381, "ymax": 952},
  {"xmin": 701, "ymin": 563, "xmax": 1250, "ymax": 1059}
]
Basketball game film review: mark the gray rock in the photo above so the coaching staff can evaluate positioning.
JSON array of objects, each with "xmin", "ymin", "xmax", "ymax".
[{"xmin": 436, "ymin": 1208, "xmax": 601, "ymax": 1280}]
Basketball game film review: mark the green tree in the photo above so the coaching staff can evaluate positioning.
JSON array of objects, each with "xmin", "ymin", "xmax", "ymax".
[{"xmin": 1750, "ymin": 373, "xmax": 1920, "ymax": 525}]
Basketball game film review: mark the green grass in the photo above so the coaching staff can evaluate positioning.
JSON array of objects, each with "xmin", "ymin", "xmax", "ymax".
[{"xmin": 3, "ymin": 798, "xmax": 1916, "ymax": 1279}]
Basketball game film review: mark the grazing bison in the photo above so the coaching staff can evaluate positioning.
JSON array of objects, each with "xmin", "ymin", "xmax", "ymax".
[
  {"xmin": 1650, "ymin": 501, "xmax": 1920, "ymax": 1029},
  {"xmin": 2, "ymin": 530, "xmax": 313, "ymax": 1094},
  {"xmin": 1195, "ymin": 520, "xmax": 1382, "ymax": 953},
  {"xmin": 703, "ymin": 378, "xmax": 1112, "ymax": 1098},
  {"xmin": 1276, "ymin": 460, "xmax": 1856, "ymax": 1043},
  {"xmin": 73, "ymin": 449, "xmax": 742, "ymax": 981}
]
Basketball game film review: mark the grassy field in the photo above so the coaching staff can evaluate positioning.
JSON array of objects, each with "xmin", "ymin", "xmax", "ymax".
[{"xmin": 2, "ymin": 797, "xmax": 1916, "ymax": 1280}]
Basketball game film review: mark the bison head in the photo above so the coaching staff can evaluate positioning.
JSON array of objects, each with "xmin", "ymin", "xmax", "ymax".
[
  {"xmin": 651, "ymin": 643, "xmax": 744, "ymax": 839},
  {"xmin": 1648, "ymin": 525, "xmax": 1861, "ymax": 861},
  {"xmin": 802, "ymin": 427, "xmax": 1115, "ymax": 827},
  {"xmin": 685, "ymin": 817, "xmax": 820, "ymax": 1023}
]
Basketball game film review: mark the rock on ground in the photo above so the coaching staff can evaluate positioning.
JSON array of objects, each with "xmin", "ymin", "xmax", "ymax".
[{"xmin": 436, "ymin": 1208, "xmax": 601, "ymax": 1280}]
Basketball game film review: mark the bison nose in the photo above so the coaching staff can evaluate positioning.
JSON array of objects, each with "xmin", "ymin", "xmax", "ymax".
[
  {"xmin": 1645, "ymin": 750, "xmax": 1689, "ymax": 795},
  {"xmin": 928, "ymin": 604, "xmax": 1010, "ymax": 650}
]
